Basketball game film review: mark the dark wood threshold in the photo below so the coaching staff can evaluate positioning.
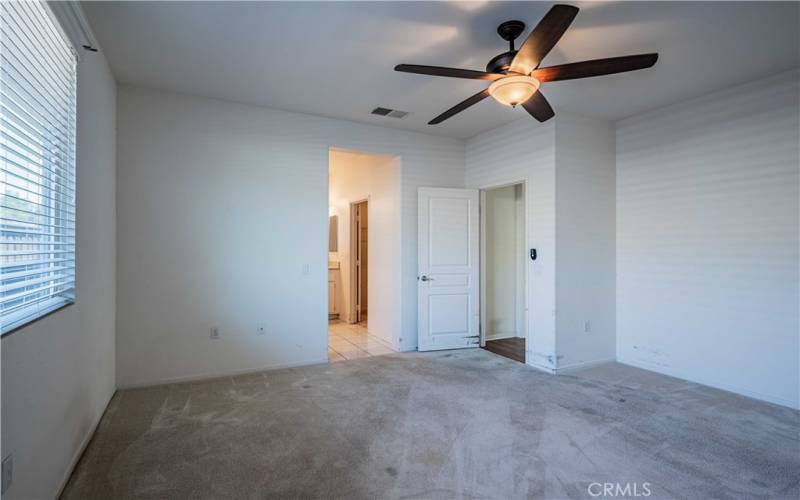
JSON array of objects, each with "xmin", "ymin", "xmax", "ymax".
[{"xmin": 482, "ymin": 337, "xmax": 525, "ymax": 363}]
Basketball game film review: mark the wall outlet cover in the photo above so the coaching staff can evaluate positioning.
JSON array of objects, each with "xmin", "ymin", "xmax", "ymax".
[
  {"xmin": 256, "ymin": 323, "xmax": 266, "ymax": 335},
  {"xmin": 210, "ymin": 326, "xmax": 220, "ymax": 339}
]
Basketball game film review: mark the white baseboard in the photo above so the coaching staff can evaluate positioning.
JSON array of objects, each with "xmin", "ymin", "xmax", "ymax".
[
  {"xmin": 618, "ymin": 356, "xmax": 799, "ymax": 410},
  {"xmin": 485, "ymin": 332, "xmax": 518, "ymax": 341},
  {"xmin": 117, "ymin": 357, "xmax": 329, "ymax": 390},
  {"xmin": 526, "ymin": 360, "xmax": 557, "ymax": 374},
  {"xmin": 54, "ymin": 388, "xmax": 116, "ymax": 499},
  {"xmin": 555, "ymin": 357, "xmax": 616, "ymax": 374}
]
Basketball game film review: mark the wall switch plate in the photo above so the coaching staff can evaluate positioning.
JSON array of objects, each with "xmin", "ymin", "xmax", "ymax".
[
  {"xmin": 256, "ymin": 323, "xmax": 266, "ymax": 336},
  {"xmin": 302, "ymin": 263, "xmax": 310, "ymax": 275},
  {"xmin": 583, "ymin": 320, "xmax": 591, "ymax": 333},
  {"xmin": 210, "ymin": 326, "xmax": 220, "ymax": 339},
  {"xmin": 2, "ymin": 454, "xmax": 13, "ymax": 494}
]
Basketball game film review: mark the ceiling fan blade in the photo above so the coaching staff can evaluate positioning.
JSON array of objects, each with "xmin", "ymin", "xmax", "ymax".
[
  {"xmin": 429, "ymin": 89, "xmax": 491, "ymax": 124},
  {"xmin": 395, "ymin": 64, "xmax": 504, "ymax": 81},
  {"xmin": 532, "ymin": 53, "xmax": 658, "ymax": 82},
  {"xmin": 521, "ymin": 91, "xmax": 555, "ymax": 122},
  {"xmin": 509, "ymin": 4, "xmax": 579, "ymax": 75}
]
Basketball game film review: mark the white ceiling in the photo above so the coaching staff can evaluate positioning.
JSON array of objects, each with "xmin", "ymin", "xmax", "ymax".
[{"xmin": 83, "ymin": 1, "xmax": 799, "ymax": 139}]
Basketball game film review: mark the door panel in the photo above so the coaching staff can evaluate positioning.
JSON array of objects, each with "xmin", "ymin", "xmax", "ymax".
[{"xmin": 418, "ymin": 187, "xmax": 479, "ymax": 351}]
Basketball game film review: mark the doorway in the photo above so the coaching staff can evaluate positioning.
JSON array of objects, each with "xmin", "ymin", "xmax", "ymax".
[
  {"xmin": 480, "ymin": 183, "xmax": 526, "ymax": 363},
  {"xmin": 351, "ymin": 200, "xmax": 368, "ymax": 323},
  {"xmin": 327, "ymin": 148, "xmax": 400, "ymax": 361}
]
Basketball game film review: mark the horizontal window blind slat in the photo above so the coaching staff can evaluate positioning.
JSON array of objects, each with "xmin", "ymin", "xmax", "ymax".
[
  {"xmin": 1, "ymin": 71, "xmax": 75, "ymax": 143},
  {"xmin": 1, "ymin": 159, "xmax": 75, "ymax": 188},
  {"xmin": 1, "ymin": 11, "xmax": 74, "ymax": 98},
  {"xmin": 0, "ymin": 202, "xmax": 77, "ymax": 224},
  {"xmin": 3, "ymin": 215, "xmax": 75, "ymax": 231},
  {"xmin": 1, "ymin": 226, "xmax": 75, "ymax": 237},
  {"xmin": 12, "ymin": 2, "xmax": 75, "ymax": 73},
  {"xmin": 2, "ymin": 114, "xmax": 74, "ymax": 162},
  {"xmin": 1, "ymin": 141, "xmax": 76, "ymax": 181},
  {"xmin": 1, "ymin": 143, "xmax": 76, "ymax": 186},
  {"xmin": 1, "ymin": 265, "xmax": 74, "ymax": 282},
  {"xmin": 0, "ymin": 272, "xmax": 75, "ymax": 294},
  {"xmin": 0, "ymin": 179, "xmax": 75, "ymax": 205},
  {"xmin": 0, "ymin": 43, "xmax": 73, "ymax": 113},
  {"xmin": 1, "ymin": 193, "xmax": 76, "ymax": 217},
  {"xmin": 3, "ymin": 249, "xmax": 74, "ymax": 257},
  {"xmin": 0, "ymin": 130, "xmax": 73, "ymax": 174},
  {"xmin": 1, "ymin": 286, "xmax": 74, "ymax": 315},
  {"xmin": 0, "ymin": 175, "xmax": 76, "ymax": 204},
  {"xmin": 1, "ymin": 91, "xmax": 73, "ymax": 154},
  {"xmin": 1, "ymin": 257, "xmax": 73, "ymax": 269},
  {"xmin": 10, "ymin": 2, "xmax": 75, "ymax": 72}
]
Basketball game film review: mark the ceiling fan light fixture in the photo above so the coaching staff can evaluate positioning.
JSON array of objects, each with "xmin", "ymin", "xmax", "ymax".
[{"xmin": 488, "ymin": 75, "xmax": 540, "ymax": 107}]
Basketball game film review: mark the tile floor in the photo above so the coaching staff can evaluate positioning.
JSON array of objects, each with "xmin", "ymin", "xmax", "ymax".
[{"xmin": 328, "ymin": 319, "xmax": 395, "ymax": 361}]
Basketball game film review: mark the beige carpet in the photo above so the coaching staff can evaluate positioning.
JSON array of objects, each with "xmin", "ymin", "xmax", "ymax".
[{"xmin": 62, "ymin": 349, "xmax": 799, "ymax": 499}]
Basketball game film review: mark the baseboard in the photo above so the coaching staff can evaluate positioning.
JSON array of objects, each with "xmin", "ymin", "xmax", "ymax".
[
  {"xmin": 618, "ymin": 356, "xmax": 799, "ymax": 410},
  {"xmin": 484, "ymin": 332, "xmax": 518, "ymax": 341},
  {"xmin": 117, "ymin": 357, "xmax": 329, "ymax": 390},
  {"xmin": 555, "ymin": 357, "xmax": 616, "ymax": 374},
  {"xmin": 526, "ymin": 360, "xmax": 557, "ymax": 374},
  {"xmin": 54, "ymin": 388, "xmax": 116, "ymax": 499}
]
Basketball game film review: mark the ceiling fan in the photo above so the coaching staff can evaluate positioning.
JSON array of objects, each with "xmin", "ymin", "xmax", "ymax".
[{"xmin": 395, "ymin": 4, "xmax": 658, "ymax": 125}]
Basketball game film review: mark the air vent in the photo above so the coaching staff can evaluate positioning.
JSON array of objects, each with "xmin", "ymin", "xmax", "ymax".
[{"xmin": 371, "ymin": 107, "xmax": 410, "ymax": 119}]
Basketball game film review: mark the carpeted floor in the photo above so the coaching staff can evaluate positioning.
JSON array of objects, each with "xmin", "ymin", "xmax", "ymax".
[{"xmin": 61, "ymin": 349, "xmax": 799, "ymax": 499}]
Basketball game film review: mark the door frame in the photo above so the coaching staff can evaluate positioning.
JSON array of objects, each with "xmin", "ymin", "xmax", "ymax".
[
  {"xmin": 349, "ymin": 197, "xmax": 369, "ymax": 324},
  {"xmin": 478, "ymin": 179, "xmax": 529, "ymax": 361}
]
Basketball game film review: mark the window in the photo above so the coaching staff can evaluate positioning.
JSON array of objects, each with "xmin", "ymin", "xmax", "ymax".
[{"xmin": 1, "ymin": 1, "xmax": 77, "ymax": 334}]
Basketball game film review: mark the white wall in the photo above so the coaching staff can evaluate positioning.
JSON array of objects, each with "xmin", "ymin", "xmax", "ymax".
[
  {"xmin": 616, "ymin": 70, "xmax": 800, "ymax": 409},
  {"xmin": 1, "ymin": 50, "xmax": 117, "ymax": 498},
  {"xmin": 555, "ymin": 113, "xmax": 616, "ymax": 371},
  {"xmin": 116, "ymin": 86, "xmax": 464, "ymax": 387},
  {"xmin": 328, "ymin": 149, "xmax": 400, "ymax": 346},
  {"xmin": 466, "ymin": 118, "xmax": 557, "ymax": 370}
]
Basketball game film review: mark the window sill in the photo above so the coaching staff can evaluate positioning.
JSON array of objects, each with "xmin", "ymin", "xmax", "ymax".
[{"xmin": 1, "ymin": 300, "xmax": 75, "ymax": 338}]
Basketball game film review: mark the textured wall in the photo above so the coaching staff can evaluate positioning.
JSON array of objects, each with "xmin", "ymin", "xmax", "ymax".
[
  {"xmin": 116, "ymin": 86, "xmax": 464, "ymax": 387},
  {"xmin": 555, "ymin": 113, "xmax": 617, "ymax": 371},
  {"xmin": 616, "ymin": 70, "xmax": 800, "ymax": 408}
]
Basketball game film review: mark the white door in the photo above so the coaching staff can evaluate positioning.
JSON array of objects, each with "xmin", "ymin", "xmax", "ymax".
[{"xmin": 418, "ymin": 187, "xmax": 480, "ymax": 351}]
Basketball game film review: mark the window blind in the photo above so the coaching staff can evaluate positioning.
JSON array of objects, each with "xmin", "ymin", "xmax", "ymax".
[{"xmin": 1, "ymin": 1, "xmax": 77, "ymax": 333}]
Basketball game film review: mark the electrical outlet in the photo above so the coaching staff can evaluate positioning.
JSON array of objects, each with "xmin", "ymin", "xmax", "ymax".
[
  {"xmin": 2, "ymin": 454, "xmax": 13, "ymax": 494},
  {"xmin": 210, "ymin": 326, "xmax": 220, "ymax": 339},
  {"xmin": 583, "ymin": 320, "xmax": 591, "ymax": 333},
  {"xmin": 256, "ymin": 323, "xmax": 266, "ymax": 336}
]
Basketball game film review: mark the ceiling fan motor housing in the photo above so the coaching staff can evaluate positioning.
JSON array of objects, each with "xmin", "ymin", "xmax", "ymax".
[
  {"xmin": 488, "ymin": 20, "xmax": 525, "ymax": 74},
  {"xmin": 486, "ymin": 51, "xmax": 518, "ymax": 74}
]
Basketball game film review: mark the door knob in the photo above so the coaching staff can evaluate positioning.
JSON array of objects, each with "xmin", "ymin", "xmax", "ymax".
[{"xmin": 420, "ymin": 275, "xmax": 434, "ymax": 282}]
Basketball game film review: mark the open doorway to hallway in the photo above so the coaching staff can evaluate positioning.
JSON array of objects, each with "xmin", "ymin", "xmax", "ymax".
[
  {"xmin": 480, "ymin": 182, "xmax": 527, "ymax": 363},
  {"xmin": 327, "ymin": 148, "xmax": 400, "ymax": 361}
]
